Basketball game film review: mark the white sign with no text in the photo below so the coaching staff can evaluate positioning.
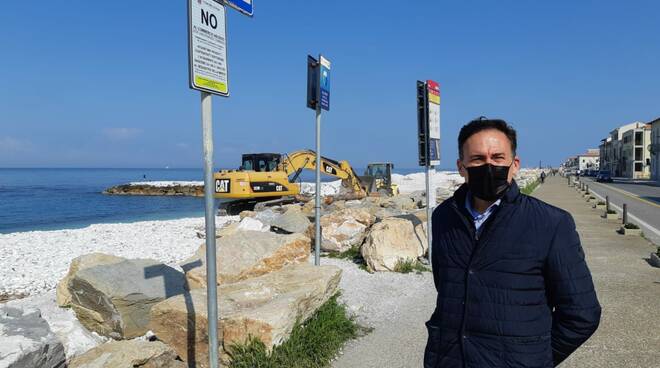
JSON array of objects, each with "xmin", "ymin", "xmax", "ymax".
[{"xmin": 188, "ymin": 0, "xmax": 229, "ymax": 96}]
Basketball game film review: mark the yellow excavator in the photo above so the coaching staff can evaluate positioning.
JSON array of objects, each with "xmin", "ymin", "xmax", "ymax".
[{"xmin": 213, "ymin": 150, "xmax": 398, "ymax": 214}]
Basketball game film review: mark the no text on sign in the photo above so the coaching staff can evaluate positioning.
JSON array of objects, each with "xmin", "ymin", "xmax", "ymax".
[
  {"xmin": 225, "ymin": 0, "xmax": 254, "ymax": 17},
  {"xmin": 188, "ymin": 0, "xmax": 229, "ymax": 96}
]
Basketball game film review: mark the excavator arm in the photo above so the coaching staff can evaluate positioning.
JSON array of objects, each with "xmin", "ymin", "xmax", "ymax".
[{"xmin": 278, "ymin": 149, "xmax": 367, "ymax": 198}]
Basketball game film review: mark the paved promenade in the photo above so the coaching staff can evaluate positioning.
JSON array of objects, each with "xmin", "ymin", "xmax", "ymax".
[
  {"xmin": 534, "ymin": 176, "xmax": 660, "ymax": 368},
  {"xmin": 333, "ymin": 176, "xmax": 660, "ymax": 367}
]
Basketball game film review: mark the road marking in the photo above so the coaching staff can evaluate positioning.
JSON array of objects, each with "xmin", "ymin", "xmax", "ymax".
[
  {"xmin": 589, "ymin": 181, "xmax": 660, "ymax": 209},
  {"xmin": 588, "ymin": 187, "xmax": 660, "ymax": 239}
]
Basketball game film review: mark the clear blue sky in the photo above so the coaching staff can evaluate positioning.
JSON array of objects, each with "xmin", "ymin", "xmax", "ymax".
[{"xmin": 1, "ymin": 0, "xmax": 658, "ymax": 169}]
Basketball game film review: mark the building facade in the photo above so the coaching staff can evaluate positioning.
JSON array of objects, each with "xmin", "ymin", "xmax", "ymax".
[
  {"xmin": 598, "ymin": 121, "xmax": 646, "ymax": 177},
  {"xmin": 564, "ymin": 150, "xmax": 599, "ymax": 174},
  {"xmin": 650, "ymin": 118, "xmax": 660, "ymax": 181},
  {"xmin": 579, "ymin": 150, "xmax": 600, "ymax": 173},
  {"xmin": 621, "ymin": 125, "xmax": 652, "ymax": 179}
]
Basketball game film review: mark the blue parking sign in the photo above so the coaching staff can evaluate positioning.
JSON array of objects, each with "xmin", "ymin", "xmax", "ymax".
[
  {"xmin": 225, "ymin": 0, "xmax": 253, "ymax": 16},
  {"xmin": 319, "ymin": 56, "xmax": 331, "ymax": 111}
]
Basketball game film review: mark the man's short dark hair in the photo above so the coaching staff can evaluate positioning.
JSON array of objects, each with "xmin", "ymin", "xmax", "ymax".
[{"xmin": 458, "ymin": 117, "xmax": 517, "ymax": 159}]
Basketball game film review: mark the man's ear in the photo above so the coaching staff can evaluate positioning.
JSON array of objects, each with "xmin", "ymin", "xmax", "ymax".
[
  {"xmin": 457, "ymin": 159, "xmax": 466, "ymax": 178},
  {"xmin": 510, "ymin": 156, "xmax": 521, "ymax": 178}
]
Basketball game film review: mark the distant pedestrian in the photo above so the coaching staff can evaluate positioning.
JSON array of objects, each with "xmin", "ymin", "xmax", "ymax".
[
  {"xmin": 424, "ymin": 117, "xmax": 601, "ymax": 368},
  {"xmin": 540, "ymin": 171, "xmax": 546, "ymax": 183}
]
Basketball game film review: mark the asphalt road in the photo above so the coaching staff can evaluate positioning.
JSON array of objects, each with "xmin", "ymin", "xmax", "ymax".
[{"xmin": 579, "ymin": 177, "xmax": 660, "ymax": 245}]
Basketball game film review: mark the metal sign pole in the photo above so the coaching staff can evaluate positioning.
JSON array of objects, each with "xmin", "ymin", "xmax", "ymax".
[
  {"xmin": 188, "ymin": 1, "xmax": 253, "ymax": 365},
  {"xmin": 426, "ymin": 164, "xmax": 433, "ymax": 268},
  {"xmin": 201, "ymin": 91, "xmax": 219, "ymax": 368},
  {"xmin": 314, "ymin": 104, "xmax": 322, "ymax": 266}
]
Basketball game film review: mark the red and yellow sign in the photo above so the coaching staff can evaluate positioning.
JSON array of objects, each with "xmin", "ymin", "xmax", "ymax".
[{"xmin": 427, "ymin": 80, "xmax": 440, "ymax": 105}]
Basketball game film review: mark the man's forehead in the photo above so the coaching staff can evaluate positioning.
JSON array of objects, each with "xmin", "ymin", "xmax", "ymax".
[{"xmin": 465, "ymin": 131, "xmax": 510, "ymax": 152}]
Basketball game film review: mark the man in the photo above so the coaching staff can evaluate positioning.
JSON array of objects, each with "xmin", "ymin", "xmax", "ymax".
[
  {"xmin": 540, "ymin": 171, "xmax": 546, "ymax": 184},
  {"xmin": 424, "ymin": 118, "xmax": 601, "ymax": 368}
]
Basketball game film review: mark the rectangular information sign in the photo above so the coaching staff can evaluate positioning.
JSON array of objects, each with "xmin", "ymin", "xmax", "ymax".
[
  {"xmin": 426, "ymin": 80, "xmax": 440, "ymax": 165},
  {"xmin": 188, "ymin": 0, "xmax": 229, "ymax": 96},
  {"xmin": 225, "ymin": 0, "xmax": 254, "ymax": 17},
  {"xmin": 319, "ymin": 56, "xmax": 331, "ymax": 111}
]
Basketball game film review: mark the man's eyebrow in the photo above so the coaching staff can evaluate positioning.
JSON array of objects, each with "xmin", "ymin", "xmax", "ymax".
[{"xmin": 469, "ymin": 154, "xmax": 486, "ymax": 159}]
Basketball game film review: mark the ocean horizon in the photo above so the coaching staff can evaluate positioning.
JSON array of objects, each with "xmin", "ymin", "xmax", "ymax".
[{"xmin": 0, "ymin": 167, "xmax": 457, "ymax": 234}]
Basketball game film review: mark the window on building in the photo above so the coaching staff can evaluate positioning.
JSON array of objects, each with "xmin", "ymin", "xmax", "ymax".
[
  {"xmin": 634, "ymin": 162, "xmax": 643, "ymax": 172},
  {"xmin": 635, "ymin": 131, "xmax": 643, "ymax": 145},
  {"xmin": 635, "ymin": 147, "xmax": 643, "ymax": 161}
]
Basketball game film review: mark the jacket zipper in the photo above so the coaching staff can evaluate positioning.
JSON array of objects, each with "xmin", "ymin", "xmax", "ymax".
[
  {"xmin": 451, "ymin": 200, "xmax": 507, "ymax": 367},
  {"xmin": 451, "ymin": 202, "xmax": 477, "ymax": 367}
]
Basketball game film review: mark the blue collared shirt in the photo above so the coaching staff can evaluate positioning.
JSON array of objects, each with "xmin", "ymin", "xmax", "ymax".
[{"xmin": 465, "ymin": 193, "xmax": 501, "ymax": 237}]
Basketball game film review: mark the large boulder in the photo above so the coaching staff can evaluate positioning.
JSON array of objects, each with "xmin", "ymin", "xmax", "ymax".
[
  {"xmin": 319, "ymin": 208, "xmax": 376, "ymax": 252},
  {"xmin": 195, "ymin": 217, "xmax": 269, "ymax": 240},
  {"xmin": 270, "ymin": 206, "xmax": 313, "ymax": 235},
  {"xmin": 183, "ymin": 231, "xmax": 310, "ymax": 289},
  {"xmin": 301, "ymin": 200, "xmax": 316, "ymax": 217},
  {"xmin": 396, "ymin": 212, "xmax": 428, "ymax": 254},
  {"xmin": 0, "ymin": 305, "xmax": 66, "ymax": 368},
  {"xmin": 381, "ymin": 194, "xmax": 420, "ymax": 211},
  {"xmin": 68, "ymin": 258, "xmax": 186, "ymax": 339},
  {"xmin": 407, "ymin": 191, "xmax": 427, "ymax": 208},
  {"xmin": 149, "ymin": 263, "xmax": 341, "ymax": 368},
  {"xmin": 372, "ymin": 207, "xmax": 405, "ymax": 221},
  {"xmin": 56, "ymin": 253, "xmax": 124, "ymax": 308},
  {"xmin": 238, "ymin": 210, "xmax": 256, "ymax": 220},
  {"xmin": 236, "ymin": 217, "xmax": 270, "ymax": 232},
  {"xmin": 69, "ymin": 340, "xmax": 185, "ymax": 368},
  {"xmin": 254, "ymin": 208, "xmax": 281, "ymax": 226},
  {"xmin": 194, "ymin": 216, "xmax": 271, "ymax": 239},
  {"xmin": 361, "ymin": 217, "xmax": 428, "ymax": 272}
]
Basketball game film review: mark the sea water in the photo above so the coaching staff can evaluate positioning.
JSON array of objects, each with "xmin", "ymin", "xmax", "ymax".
[{"xmin": 0, "ymin": 167, "xmax": 442, "ymax": 234}]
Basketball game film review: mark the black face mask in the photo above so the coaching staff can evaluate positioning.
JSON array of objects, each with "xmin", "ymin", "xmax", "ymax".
[{"xmin": 465, "ymin": 163, "xmax": 511, "ymax": 201}]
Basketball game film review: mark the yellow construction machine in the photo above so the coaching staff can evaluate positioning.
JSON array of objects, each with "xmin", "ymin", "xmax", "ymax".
[{"xmin": 213, "ymin": 150, "xmax": 398, "ymax": 214}]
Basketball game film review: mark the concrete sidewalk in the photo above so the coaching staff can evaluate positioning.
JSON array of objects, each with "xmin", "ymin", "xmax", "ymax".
[{"xmin": 533, "ymin": 176, "xmax": 660, "ymax": 367}]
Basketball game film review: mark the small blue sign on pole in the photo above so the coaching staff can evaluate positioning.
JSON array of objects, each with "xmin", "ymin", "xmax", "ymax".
[
  {"xmin": 225, "ymin": 0, "xmax": 253, "ymax": 17},
  {"xmin": 319, "ymin": 55, "xmax": 331, "ymax": 111}
]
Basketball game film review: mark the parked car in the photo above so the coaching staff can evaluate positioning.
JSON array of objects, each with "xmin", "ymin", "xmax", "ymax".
[{"xmin": 596, "ymin": 170, "xmax": 613, "ymax": 183}]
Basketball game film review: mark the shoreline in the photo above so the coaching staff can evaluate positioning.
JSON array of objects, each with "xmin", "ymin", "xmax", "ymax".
[
  {"xmin": 0, "ymin": 215, "xmax": 238, "ymax": 299},
  {"xmin": 0, "ymin": 210, "xmax": 207, "ymax": 236},
  {"xmin": 0, "ymin": 170, "xmax": 540, "ymax": 300}
]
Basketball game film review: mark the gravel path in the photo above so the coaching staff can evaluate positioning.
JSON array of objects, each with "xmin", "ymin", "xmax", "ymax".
[{"xmin": 325, "ymin": 257, "xmax": 435, "ymax": 368}]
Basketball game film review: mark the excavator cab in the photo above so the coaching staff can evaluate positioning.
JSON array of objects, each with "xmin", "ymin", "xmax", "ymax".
[
  {"xmin": 240, "ymin": 153, "xmax": 282, "ymax": 172},
  {"xmin": 364, "ymin": 163, "xmax": 399, "ymax": 196}
]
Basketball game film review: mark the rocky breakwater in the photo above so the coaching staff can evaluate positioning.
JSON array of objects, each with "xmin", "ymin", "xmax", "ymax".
[
  {"xmin": 48, "ymin": 210, "xmax": 340, "ymax": 366},
  {"xmin": 103, "ymin": 181, "xmax": 204, "ymax": 196},
  {"xmin": 299, "ymin": 192, "xmax": 431, "ymax": 272}
]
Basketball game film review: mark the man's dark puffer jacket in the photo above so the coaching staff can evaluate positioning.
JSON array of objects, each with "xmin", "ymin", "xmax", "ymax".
[{"xmin": 424, "ymin": 181, "xmax": 601, "ymax": 368}]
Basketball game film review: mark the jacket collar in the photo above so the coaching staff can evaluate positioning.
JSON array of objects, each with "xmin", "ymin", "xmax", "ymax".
[{"xmin": 453, "ymin": 179, "xmax": 521, "ymax": 210}]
